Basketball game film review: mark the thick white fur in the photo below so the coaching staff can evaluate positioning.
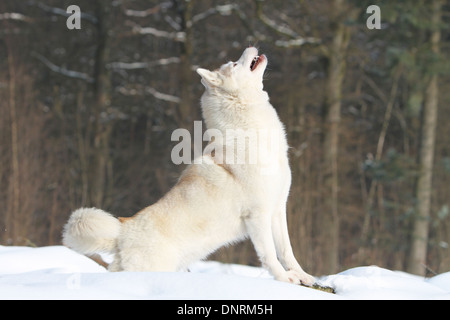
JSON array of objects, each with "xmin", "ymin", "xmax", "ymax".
[{"xmin": 62, "ymin": 47, "xmax": 315, "ymax": 286}]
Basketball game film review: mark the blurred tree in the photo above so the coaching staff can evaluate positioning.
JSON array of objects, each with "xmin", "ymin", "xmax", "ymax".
[
  {"xmin": 90, "ymin": 0, "xmax": 113, "ymax": 208},
  {"xmin": 407, "ymin": 0, "xmax": 443, "ymax": 276},
  {"xmin": 319, "ymin": 0, "xmax": 358, "ymax": 274}
]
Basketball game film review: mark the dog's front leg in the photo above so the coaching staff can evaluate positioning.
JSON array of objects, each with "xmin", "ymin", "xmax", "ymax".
[
  {"xmin": 271, "ymin": 208, "xmax": 316, "ymax": 286},
  {"xmin": 245, "ymin": 213, "xmax": 302, "ymax": 285}
]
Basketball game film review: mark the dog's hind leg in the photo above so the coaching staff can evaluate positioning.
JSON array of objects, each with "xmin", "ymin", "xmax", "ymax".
[
  {"xmin": 108, "ymin": 255, "xmax": 123, "ymax": 271},
  {"xmin": 118, "ymin": 248, "xmax": 179, "ymax": 272}
]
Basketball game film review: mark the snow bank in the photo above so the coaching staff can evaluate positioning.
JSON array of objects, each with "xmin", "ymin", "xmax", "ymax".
[
  {"xmin": 0, "ymin": 246, "xmax": 449, "ymax": 300},
  {"xmin": 319, "ymin": 266, "xmax": 450, "ymax": 299}
]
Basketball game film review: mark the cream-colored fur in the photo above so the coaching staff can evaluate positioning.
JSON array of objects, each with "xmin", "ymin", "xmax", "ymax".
[{"xmin": 62, "ymin": 47, "xmax": 315, "ymax": 286}]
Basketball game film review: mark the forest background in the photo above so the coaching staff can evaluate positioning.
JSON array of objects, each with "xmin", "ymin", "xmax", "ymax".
[{"xmin": 1, "ymin": 0, "xmax": 449, "ymax": 277}]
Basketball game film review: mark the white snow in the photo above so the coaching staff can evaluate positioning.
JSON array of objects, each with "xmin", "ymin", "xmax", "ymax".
[{"xmin": 0, "ymin": 245, "xmax": 449, "ymax": 300}]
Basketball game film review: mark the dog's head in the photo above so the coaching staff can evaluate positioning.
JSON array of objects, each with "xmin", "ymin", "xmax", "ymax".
[{"xmin": 196, "ymin": 47, "xmax": 267, "ymax": 95}]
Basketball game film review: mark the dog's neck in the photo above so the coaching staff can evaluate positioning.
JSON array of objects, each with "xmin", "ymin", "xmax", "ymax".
[
  {"xmin": 200, "ymin": 89, "xmax": 278, "ymax": 140},
  {"xmin": 201, "ymin": 87, "xmax": 269, "ymax": 109}
]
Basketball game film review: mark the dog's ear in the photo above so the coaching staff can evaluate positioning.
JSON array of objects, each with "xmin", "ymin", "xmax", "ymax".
[{"xmin": 196, "ymin": 68, "xmax": 222, "ymax": 87}]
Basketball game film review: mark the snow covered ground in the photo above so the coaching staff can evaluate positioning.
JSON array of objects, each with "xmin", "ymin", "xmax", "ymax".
[{"xmin": 0, "ymin": 245, "xmax": 449, "ymax": 300}]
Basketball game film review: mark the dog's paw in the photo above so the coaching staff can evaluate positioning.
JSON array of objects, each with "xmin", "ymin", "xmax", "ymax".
[
  {"xmin": 276, "ymin": 270, "xmax": 316, "ymax": 286},
  {"xmin": 297, "ymin": 271, "xmax": 316, "ymax": 287}
]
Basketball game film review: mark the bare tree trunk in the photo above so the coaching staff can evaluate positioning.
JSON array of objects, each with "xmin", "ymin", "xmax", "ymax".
[
  {"xmin": 6, "ymin": 40, "xmax": 20, "ymax": 244},
  {"xmin": 320, "ymin": 0, "xmax": 351, "ymax": 274},
  {"xmin": 75, "ymin": 89, "xmax": 89, "ymax": 205},
  {"xmin": 358, "ymin": 67, "xmax": 402, "ymax": 262},
  {"xmin": 89, "ymin": 0, "xmax": 113, "ymax": 208},
  {"xmin": 176, "ymin": 0, "xmax": 196, "ymax": 127},
  {"xmin": 407, "ymin": 0, "xmax": 442, "ymax": 276}
]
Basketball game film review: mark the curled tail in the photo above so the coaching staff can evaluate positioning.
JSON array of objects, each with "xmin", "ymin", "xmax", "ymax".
[{"xmin": 62, "ymin": 207, "xmax": 121, "ymax": 255}]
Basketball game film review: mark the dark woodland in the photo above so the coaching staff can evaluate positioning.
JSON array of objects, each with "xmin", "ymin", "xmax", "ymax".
[{"xmin": 1, "ymin": 0, "xmax": 449, "ymax": 277}]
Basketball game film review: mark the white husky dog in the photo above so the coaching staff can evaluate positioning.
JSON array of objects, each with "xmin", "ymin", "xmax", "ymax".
[{"xmin": 63, "ymin": 47, "xmax": 315, "ymax": 286}]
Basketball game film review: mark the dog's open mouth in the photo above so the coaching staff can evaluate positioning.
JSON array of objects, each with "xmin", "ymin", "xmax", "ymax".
[{"xmin": 250, "ymin": 56, "xmax": 261, "ymax": 71}]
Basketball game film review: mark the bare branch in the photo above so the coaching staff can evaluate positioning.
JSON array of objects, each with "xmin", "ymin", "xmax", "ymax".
[
  {"xmin": 123, "ymin": 2, "xmax": 180, "ymax": 31},
  {"xmin": 255, "ymin": 4, "xmax": 299, "ymax": 38},
  {"xmin": 254, "ymin": 0, "xmax": 320, "ymax": 47},
  {"xmin": 32, "ymin": 52, "xmax": 94, "ymax": 83},
  {"xmin": 124, "ymin": 7, "xmax": 160, "ymax": 18},
  {"xmin": 275, "ymin": 38, "xmax": 321, "ymax": 48},
  {"xmin": 123, "ymin": 2, "xmax": 172, "ymax": 17},
  {"xmin": 190, "ymin": 2, "xmax": 319, "ymax": 48},
  {"xmin": 117, "ymin": 85, "xmax": 180, "ymax": 104},
  {"xmin": 164, "ymin": 15, "xmax": 181, "ymax": 31},
  {"xmin": 136, "ymin": 27, "xmax": 185, "ymax": 42},
  {"xmin": 126, "ymin": 21, "xmax": 185, "ymax": 42},
  {"xmin": 191, "ymin": 4, "xmax": 237, "ymax": 25},
  {"xmin": 145, "ymin": 87, "xmax": 181, "ymax": 104},
  {"xmin": 0, "ymin": 13, "xmax": 33, "ymax": 23},
  {"xmin": 108, "ymin": 57, "xmax": 181, "ymax": 70}
]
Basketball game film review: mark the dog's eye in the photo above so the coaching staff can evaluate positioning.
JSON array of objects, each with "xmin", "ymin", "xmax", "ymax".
[{"xmin": 233, "ymin": 63, "xmax": 237, "ymax": 67}]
